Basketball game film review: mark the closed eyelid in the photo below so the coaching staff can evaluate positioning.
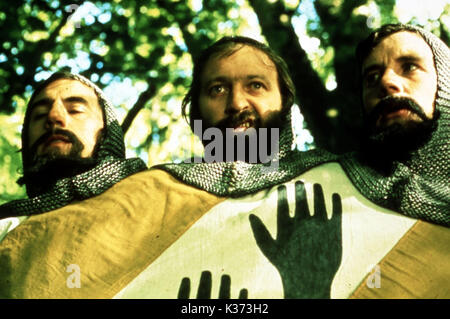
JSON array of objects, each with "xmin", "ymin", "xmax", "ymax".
[
  {"xmin": 68, "ymin": 107, "xmax": 85, "ymax": 113},
  {"xmin": 30, "ymin": 96, "xmax": 89, "ymax": 111},
  {"xmin": 30, "ymin": 110, "xmax": 48, "ymax": 119},
  {"xmin": 67, "ymin": 103, "xmax": 88, "ymax": 111},
  {"xmin": 30, "ymin": 104, "xmax": 50, "ymax": 117}
]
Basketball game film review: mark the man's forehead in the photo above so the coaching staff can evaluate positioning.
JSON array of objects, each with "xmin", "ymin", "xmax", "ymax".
[
  {"xmin": 29, "ymin": 78, "xmax": 102, "ymax": 114},
  {"xmin": 33, "ymin": 78, "xmax": 97, "ymax": 100},
  {"xmin": 363, "ymin": 31, "xmax": 434, "ymax": 68},
  {"xmin": 202, "ymin": 45, "xmax": 277, "ymax": 80},
  {"xmin": 216, "ymin": 45, "xmax": 274, "ymax": 63}
]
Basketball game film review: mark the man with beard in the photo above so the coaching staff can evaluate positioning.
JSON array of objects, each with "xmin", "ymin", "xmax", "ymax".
[
  {"xmin": 182, "ymin": 36, "xmax": 293, "ymax": 164},
  {"xmin": 0, "ymin": 71, "xmax": 148, "ymax": 217},
  {"xmin": 338, "ymin": 24, "xmax": 449, "ymax": 225},
  {"xmin": 359, "ymin": 28, "xmax": 439, "ymax": 167},
  {"xmin": 0, "ymin": 71, "xmax": 157, "ymax": 297},
  {"xmin": 20, "ymin": 74, "xmax": 108, "ymax": 194},
  {"xmin": 334, "ymin": 24, "xmax": 449, "ymax": 297}
]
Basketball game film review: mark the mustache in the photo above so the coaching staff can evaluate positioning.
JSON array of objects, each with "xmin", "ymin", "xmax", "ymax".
[
  {"xmin": 214, "ymin": 110, "xmax": 261, "ymax": 130},
  {"xmin": 29, "ymin": 128, "xmax": 82, "ymax": 155},
  {"xmin": 367, "ymin": 96, "xmax": 429, "ymax": 128}
]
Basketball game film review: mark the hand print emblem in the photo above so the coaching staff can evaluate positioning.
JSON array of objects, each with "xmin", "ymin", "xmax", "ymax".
[
  {"xmin": 249, "ymin": 181, "xmax": 343, "ymax": 298},
  {"xmin": 178, "ymin": 271, "xmax": 248, "ymax": 299}
]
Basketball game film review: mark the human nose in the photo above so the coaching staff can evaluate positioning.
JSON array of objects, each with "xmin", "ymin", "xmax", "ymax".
[
  {"xmin": 379, "ymin": 68, "xmax": 403, "ymax": 97},
  {"xmin": 226, "ymin": 86, "xmax": 249, "ymax": 114},
  {"xmin": 45, "ymin": 100, "xmax": 67, "ymax": 128}
]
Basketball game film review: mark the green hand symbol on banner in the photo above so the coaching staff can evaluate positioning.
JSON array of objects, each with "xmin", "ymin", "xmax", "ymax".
[
  {"xmin": 177, "ymin": 271, "xmax": 248, "ymax": 299},
  {"xmin": 249, "ymin": 181, "xmax": 343, "ymax": 298}
]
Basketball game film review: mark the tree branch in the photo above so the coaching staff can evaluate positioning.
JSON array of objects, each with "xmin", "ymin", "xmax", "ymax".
[
  {"xmin": 121, "ymin": 82, "xmax": 157, "ymax": 135},
  {"xmin": 439, "ymin": 20, "xmax": 449, "ymax": 45},
  {"xmin": 1, "ymin": 9, "xmax": 75, "ymax": 114},
  {"xmin": 249, "ymin": 0, "xmax": 339, "ymax": 151}
]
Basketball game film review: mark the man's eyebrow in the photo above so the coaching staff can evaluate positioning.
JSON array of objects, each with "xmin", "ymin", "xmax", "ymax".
[
  {"xmin": 203, "ymin": 74, "xmax": 270, "ymax": 86},
  {"xmin": 29, "ymin": 97, "xmax": 53, "ymax": 110},
  {"xmin": 396, "ymin": 54, "xmax": 423, "ymax": 63},
  {"xmin": 246, "ymin": 74, "xmax": 270, "ymax": 82},
  {"xmin": 63, "ymin": 96, "xmax": 90, "ymax": 105},
  {"xmin": 203, "ymin": 76, "xmax": 228, "ymax": 87},
  {"xmin": 30, "ymin": 96, "xmax": 90, "ymax": 110}
]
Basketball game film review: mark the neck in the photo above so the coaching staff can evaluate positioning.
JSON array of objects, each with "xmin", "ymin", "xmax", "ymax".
[
  {"xmin": 359, "ymin": 113, "xmax": 438, "ymax": 172},
  {"xmin": 200, "ymin": 127, "xmax": 281, "ymax": 164},
  {"xmin": 20, "ymin": 157, "xmax": 99, "ymax": 197}
]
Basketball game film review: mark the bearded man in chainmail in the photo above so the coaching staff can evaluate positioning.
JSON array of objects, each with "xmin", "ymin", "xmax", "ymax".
[
  {"xmin": 339, "ymin": 23, "xmax": 449, "ymax": 226},
  {"xmin": 181, "ymin": 36, "xmax": 295, "ymax": 166},
  {"xmin": 0, "ymin": 71, "xmax": 157, "ymax": 297},
  {"xmin": 0, "ymin": 71, "xmax": 148, "ymax": 220}
]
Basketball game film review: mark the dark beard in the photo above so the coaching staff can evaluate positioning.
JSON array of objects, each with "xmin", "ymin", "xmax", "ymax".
[
  {"xmin": 201, "ymin": 108, "xmax": 286, "ymax": 163},
  {"xmin": 361, "ymin": 96, "xmax": 438, "ymax": 170},
  {"xmin": 19, "ymin": 128, "xmax": 103, "ymax": 195}
]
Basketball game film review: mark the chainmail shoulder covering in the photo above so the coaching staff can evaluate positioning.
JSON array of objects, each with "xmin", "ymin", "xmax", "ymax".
[
  {"xmin": 339, "ymin": 25, "xmax": 450, "ymax": 226},
  {"xmin": 157, "ymin": 108, "xmax": 338, "ymax": 197},
  {"xmin": 0, "ymin": 157, "xmax": 146, "ymax": 218},
  {"xmin": 0, "ymin": 74, "xmax": 147, "ymax": 218}
]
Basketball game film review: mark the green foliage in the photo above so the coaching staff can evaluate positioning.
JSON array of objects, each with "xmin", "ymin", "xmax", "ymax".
[{"xmin": 0, "ymin": 107, "xmax": 26, "ymax": 205}]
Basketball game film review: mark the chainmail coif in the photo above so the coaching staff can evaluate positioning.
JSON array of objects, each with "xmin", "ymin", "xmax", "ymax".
[
  {"xmin": 339, "ymin": 24, "xmax": 450, "ymax": 226},
  {"xmin": 0, "ymin": 73, "xmax": 147, "ymax": 218},
  {"xmin": 158, "ymin": 24, "xmax": 449, "ymax": 226}
]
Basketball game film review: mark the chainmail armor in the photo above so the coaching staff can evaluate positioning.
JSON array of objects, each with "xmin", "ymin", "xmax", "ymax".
[
  {"xmin": 157, "ymin": 109, "xmax": 338, "ymax": 197},
  {"xmin": 0, "ymin": 73, "xmax": 147, "ymax": 218}
]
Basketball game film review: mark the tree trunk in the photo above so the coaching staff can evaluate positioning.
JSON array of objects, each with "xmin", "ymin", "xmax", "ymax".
[{"xmin": 249, "ymin": 0, "xmax": 363, "ymax": 153}]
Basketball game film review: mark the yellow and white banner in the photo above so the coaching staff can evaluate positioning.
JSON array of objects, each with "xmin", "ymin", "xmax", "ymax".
[{"xmin": 0, "ymin": 163, "xmax": 448, "ymax": 298}]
